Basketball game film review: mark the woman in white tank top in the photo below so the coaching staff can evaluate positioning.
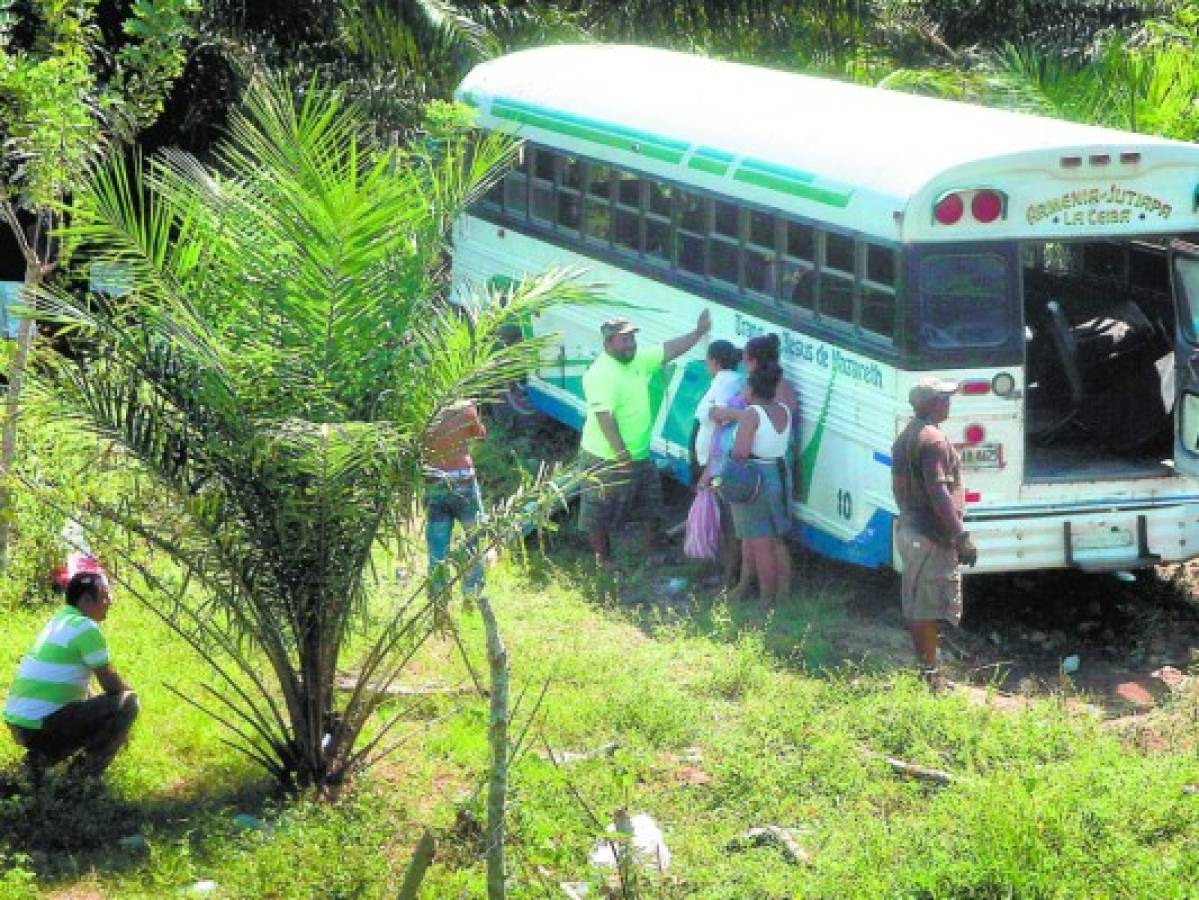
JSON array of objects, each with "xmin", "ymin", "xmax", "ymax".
[
  {"xmin": 746, "ymin": 403, "xmax": 791, "ymax": 459},
  {"xmin": 710, "ymin": 362, "xmax": 793, "ymax": 608}
]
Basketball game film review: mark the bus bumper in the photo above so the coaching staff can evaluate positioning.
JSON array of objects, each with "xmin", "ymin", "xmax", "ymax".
[{"xmin": 967, "ymin": 503, "xmax": 1199, "ymax": 573}]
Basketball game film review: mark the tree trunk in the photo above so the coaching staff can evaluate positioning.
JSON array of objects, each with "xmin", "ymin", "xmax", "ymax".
[
  {"xmin": 0, "ymin": 265, "xmax": 41, "ymax": 571},
  {"xmin": 476, "ymin": 596, "xmax": 509, "ymax": 900}
]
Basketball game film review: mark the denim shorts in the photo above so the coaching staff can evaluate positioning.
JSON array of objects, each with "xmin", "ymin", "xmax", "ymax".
[{"xmin": 730, "ymin": 459, "xmax": 790, "ymax": 539}]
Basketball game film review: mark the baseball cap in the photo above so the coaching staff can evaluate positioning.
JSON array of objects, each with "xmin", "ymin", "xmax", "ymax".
[
  {"xmin": 600, "ymin": 318, "xmax": 638, "ymax": 339},
  {"xmin": 908, "ymin": 375, "xmax": 959, "ymax": 409}
]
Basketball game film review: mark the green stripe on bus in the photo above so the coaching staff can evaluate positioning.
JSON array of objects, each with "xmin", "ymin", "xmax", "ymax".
[
  {"xmin": 733, "ymin": 168, "xmax": 853, "ymax": 208},
  {"xmin": 688, "ymin": 156, "xmax": 730, "ymax": 176},
  {"xmin": 492, "ymin": 99, "xmax": 688, "ymax": 164},
  {"xmin": 688, "ymin": 147, "xmax": 735, "ymax": 176},
  {"xmin": 738, "ymin": 158, "xmax": 816, "ymax": 184},
  {"xmin": 800, "ymin": 375, "xmax": 838, "ymax": 501},
  {"xmin": 460, "ymin": 91, "xmax": 480, "ymax": 109}
]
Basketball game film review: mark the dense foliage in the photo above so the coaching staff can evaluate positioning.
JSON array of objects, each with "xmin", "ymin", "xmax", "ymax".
[
  {"xmin": 27, "ymin": 79, "xmax": 594, "ymax": 789},
  {"xmin": 144, "ymin": 0, "xmax": 1199, "ymax": 152}
]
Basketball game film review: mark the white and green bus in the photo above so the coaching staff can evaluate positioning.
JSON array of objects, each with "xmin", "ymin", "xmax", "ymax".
[{"xmin": 451, "ymin": 43, "xmax": 1199, "ymax": 575}]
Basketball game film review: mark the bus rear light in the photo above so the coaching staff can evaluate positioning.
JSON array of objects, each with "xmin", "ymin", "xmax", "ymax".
[
  {"xmin": 959, "ymin": 379, "xmax": 991, "ymax": 395},
  {"xmin": 963, "ymin": 424, "xmax": 986, "ymax": 445},
  {"xmin": 970, "ymin": 190, "xmax": 1005, "ymax": 223},
  {"xmin": 991, "ymin": 372, "xmax": 1016, "ymax": 396},
  {"xmin": 965, "ymin": 491, "xmax": 981, "ymax": 504},
  {"xmin": 934, "ymin": 192, "xmax": 964, "ymax": 225}
]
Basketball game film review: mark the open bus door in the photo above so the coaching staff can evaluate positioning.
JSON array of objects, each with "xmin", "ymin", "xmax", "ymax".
[{"xmin": 1170, "ymin": 240, "xmax": 1199, "ymax": 476}]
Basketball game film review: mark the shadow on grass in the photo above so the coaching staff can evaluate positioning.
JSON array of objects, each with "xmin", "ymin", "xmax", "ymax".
[
  {"xmin": 0, "ymin": 763, "xmax": 275, "ymax": 884},
  {"xmin": 519, "ymin": 527, "xmax": 888, "ymax": 673}
]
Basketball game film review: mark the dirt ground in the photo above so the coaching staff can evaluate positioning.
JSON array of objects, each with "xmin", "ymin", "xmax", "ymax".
[{"xmin": 815, "ymin": 549, "xmax": 1199, "ymax": 731}]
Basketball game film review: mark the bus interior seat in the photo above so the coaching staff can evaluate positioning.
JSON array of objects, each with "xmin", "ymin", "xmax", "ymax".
[{"xmin": 1033, "ymin": 299, "xmax": 1169, "ymax": 451}]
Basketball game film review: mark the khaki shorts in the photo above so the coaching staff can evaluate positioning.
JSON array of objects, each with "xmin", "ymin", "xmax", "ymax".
[{"xmin": 897, "ymin": 519, "xmax": 962, "ymax": 625}]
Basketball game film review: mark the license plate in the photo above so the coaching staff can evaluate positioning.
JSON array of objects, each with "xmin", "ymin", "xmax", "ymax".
[
  {"xmin": 956, "ymin": 442, "xmax": 1003, "ymax": 469},
  {"xmin": 1073, "ymin": 525, "xmax": 1134, "ymax": 551}
]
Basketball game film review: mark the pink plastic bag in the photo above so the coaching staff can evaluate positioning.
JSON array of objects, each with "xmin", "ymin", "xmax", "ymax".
[{"xmin": 684, "ymin": 489, "xmax": 721, "ymax": 560}]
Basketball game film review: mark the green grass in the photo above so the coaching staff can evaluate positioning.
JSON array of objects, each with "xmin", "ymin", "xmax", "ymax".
[{"xmin": 3, "ymin": 539, "xmax": 1199, "ymax": 898}]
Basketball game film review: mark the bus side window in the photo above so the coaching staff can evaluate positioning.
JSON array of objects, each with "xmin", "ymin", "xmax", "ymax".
[
  {"xmin": 482, "ymin": 172, "xmax": 505, "ymax": 211},
  {"xmin": 861, "ymin": 242, "xmax": 896, "ymax": 340},
  {"xmin": 557, "ymin": 154, "xmax": 583, "ymax": 234},
  {"xmin": 744, "ymin": 210, "xmax": 777, "ymax": 299},
  {"xmin": 502, "ymin": 147, "xmax": 529, "ymax": 217},
  {"xmin": 530, "ymin": 147, "xmax": 556, "ymax": 224},
  {"xmin": 676, "ymin": 190, "xmax": 707, "ymax": 277},
  {"xmin": 645, "ymin": 182, "xmax": 672, "ymax": 265},
  {"xmin": 820, "ymin": 231, "xmax": 855, "ymax": 323},
  {"xmin": 584, "ymin": 164, "xmax": 614, "ymax": 244},
  {"xmin": 613, "ymin": 172, "xmax": 643, "ymax": 255},
  {"xmin": 709, "ymin": 199, "xmax": 740, "ymax": 288},
  {"xmin": 780, "ymin": 220, "xmax": 815, "ymax": 310}
]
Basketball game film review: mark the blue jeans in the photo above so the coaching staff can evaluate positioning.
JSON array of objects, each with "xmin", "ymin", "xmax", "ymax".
[{"xmin": 425, "ymin": 474, "xmax": 485, "ymax": 598}]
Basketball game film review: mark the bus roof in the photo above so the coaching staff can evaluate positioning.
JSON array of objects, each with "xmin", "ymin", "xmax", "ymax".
[{"xmin": 458, "ymin": 45, "xmax": 1199, "ymax": 240}]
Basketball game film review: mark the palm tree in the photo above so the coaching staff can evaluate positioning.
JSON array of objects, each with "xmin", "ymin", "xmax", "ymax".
[{"xmin": 30, "ymin": 77, "xmax": 595, "ymax": 791}]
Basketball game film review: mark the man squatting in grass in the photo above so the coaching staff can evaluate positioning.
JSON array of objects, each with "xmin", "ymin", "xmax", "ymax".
[
  {"xmin": 578, "ymin": 308, "xmax": 712, "ymax": 565},
  {"xmin": 425, "ymin": 400, "xmax": 489, "ymax": 602},
  {"xmin": 890, "ymin": 376, "xmax": 978, "ymax": 690},
  {"xmin": 4, "ymin": 572, "xmax": 139, "ymax": 782}
]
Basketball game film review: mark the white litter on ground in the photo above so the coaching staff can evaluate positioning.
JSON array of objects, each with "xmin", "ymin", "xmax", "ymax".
[{"xmin": 589, "ymin": 810, "xmax": 671, "ymax": 871}]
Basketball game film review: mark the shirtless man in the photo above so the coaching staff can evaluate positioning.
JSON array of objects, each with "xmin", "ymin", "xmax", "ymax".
[{"xmin": 425, "ymin": 401, "xmax": 488, "ymax": 598}]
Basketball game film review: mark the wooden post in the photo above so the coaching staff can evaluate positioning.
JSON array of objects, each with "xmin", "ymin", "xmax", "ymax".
[{"xmin": 476, "ymin": 596, "xmax": 509, "ymax": 900}]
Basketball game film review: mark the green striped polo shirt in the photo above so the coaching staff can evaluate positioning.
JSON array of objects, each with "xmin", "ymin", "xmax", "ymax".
[{"xmin": 4, "ymin": 606, "xmax": 109, "ymax": 730}]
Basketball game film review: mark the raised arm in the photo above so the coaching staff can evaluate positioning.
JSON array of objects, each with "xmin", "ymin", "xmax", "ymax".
[{"xmin": 662, "ymin": 308, "xmax": 711, "ymax": 363}]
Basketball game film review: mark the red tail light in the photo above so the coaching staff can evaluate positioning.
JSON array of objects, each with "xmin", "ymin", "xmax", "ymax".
[
  {"xmin": 963, "ymin": 424, "xmax": 986, "ymax": 445},
  {"xmin": 934, "ymin": 193, "xmax": 964, "ymax": 225},
  {"xmin": 959, "ymin": 379, "xmax": 991, "ymax": 395},
  {"xmin": 965, "ymin": 491, "xmax": 981, "ymax": 504},
  {"xmin": 971, "ymin": 190, "xmax": 1004, "ymax": 223}
]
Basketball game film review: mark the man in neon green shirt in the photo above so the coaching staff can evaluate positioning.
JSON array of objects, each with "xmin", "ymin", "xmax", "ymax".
[
  {"xmin": 5, "ymin": 572, "xmax": 138, "ymax": 782},
  {"xmin": 579, "ymin": 308, "xmax": 711, "ymax": 562}
]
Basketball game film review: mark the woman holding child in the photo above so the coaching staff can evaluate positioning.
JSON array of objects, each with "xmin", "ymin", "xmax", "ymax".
[
  {"xmin": 710, "ymin": 359, "xmax": 793, "ymax": 607},
  {"xmin": 740, "ymin": 334, "xmax": 798, "ymax": 601}
]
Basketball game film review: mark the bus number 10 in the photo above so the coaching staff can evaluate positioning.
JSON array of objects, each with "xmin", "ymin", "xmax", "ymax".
[{"xmin": 836, "ymin": 489, "xmax": 853, "ymax": 520}]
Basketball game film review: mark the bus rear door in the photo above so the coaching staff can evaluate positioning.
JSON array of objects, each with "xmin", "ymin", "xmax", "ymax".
[{"xmin": 1170, "ymin": 240, "xmax": 1199, "ymax": 475}]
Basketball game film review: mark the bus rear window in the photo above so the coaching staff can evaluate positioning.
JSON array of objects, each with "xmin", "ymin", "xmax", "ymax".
[{"xmin": 918, "ymin": 253, "xmax": 1010, "ymax": 349}]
